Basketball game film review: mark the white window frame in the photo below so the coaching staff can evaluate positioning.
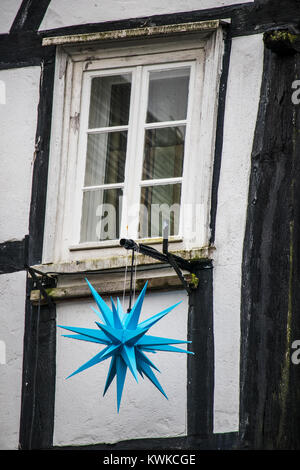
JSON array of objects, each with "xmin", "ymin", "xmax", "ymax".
[
  {"xmin": 75, "ymin": 61, "xmax": 196, "ymax": 244},
  {"xmin": 43, "ymin": 30, "xmax": 224, "ymax": 265}
]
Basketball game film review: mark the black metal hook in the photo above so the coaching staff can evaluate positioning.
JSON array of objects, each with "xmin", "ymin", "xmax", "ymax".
[{"xmin": 120, "ymin": 223, "xmax": 194, "ymax": 294}]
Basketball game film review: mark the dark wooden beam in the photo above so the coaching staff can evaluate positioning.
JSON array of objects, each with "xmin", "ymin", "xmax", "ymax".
[
  {"xmin": 19, "ymin": 277, "xmax": 56, "ymax": 449},
  {"xmin": 10, "ymin": 0, "xmax": 52, "ymax": 33},
  {"xmin": 209, "ymin": 28, "xmax": 232, "ymax": 244},
  {"xmin": 27, "ymin": 59, "xmax": 55, "ymax": 266},
  {"xmin": 187, "ymin": 261, "xmax": 214, "ymax": 441},
  {"xmin": 240, "ymin": 43, "xmax": 300, "ymax": 450},
  {"xmin": 0, "ymin": 237, "xmax": 28, "ymax": 274},
  {"xmin": 0, "ymin": 32, "xmax": 54, "ymax": 70},
  {"xmin": 37, "ymin": 3, "xmax": 254, "ymax": 39}
]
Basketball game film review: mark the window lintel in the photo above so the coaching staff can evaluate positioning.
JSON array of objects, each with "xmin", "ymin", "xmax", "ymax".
[{"xmin": 42, "ymin": 20, "xmax": 220, "ymax": 47}]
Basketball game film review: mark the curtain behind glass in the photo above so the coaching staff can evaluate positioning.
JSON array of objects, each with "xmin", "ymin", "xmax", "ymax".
[{"xmin": 81, "ymin": 74, "xmax": 131, "ymax": 242}]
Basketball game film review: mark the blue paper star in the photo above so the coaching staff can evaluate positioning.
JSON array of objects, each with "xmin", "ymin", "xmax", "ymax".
[{"xmin": 58, "ymin": 279, "xmax": 193, "ymax": 411}]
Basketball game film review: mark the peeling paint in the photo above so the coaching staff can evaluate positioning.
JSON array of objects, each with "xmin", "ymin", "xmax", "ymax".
[
  {"xmin": 42, "ymin": 20, "xmax": 219, "ymax": 46},
  {"xmin": 70, "ymin": 112, "xmax": 80, "ymax": 133}
]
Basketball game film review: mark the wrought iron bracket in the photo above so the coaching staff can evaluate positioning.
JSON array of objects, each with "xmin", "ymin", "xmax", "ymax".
[
  {"xmin": 120, "ymin": 225, "xmax": 201, "ymax": 295},
  {"xmin": 25, "ymin": 265, "xmax": 57, "ymax": 307}
]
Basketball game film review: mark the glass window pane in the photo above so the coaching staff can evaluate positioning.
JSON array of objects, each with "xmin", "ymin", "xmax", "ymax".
[
  {"xmin": 139, "ymin": 183, "xmax": 181, "ymax": 238},
  {"xmin": 146, "ymin": 68, "xmax": 190, "ymax": 123},
  {"xmin": 84, "ymin": 131, "xmax": 127, "ymax": 186},
  {"xmin": 80, "ymin": 188, "xmax": 123, "ymax": 242},
  {"xmin": 88, "ymin": 74, "xmax": 132, "ymax": 128},
  {"xmin": 142, "ymin": 126, "xmax": 185, "ymax": 180}
]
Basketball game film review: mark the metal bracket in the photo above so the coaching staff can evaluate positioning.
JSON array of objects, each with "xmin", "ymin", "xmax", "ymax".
[
  {"xmin": 120, "ymin": 223, "xmax": 195, "ymax": 294},
  {"xmin": 162, "ymin": 223, "xmax": 192, "ymax": 294},
  {"xmin": 25, "ymin": 265, "xmax": 56, "ymax": 307}
]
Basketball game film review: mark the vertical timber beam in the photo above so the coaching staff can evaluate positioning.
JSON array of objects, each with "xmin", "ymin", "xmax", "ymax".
[
  {"xmin": 187, "ymin": 261, "xmax": 214, "ymax": 444},
  {"xmin": 27, "ymin": 59, "xmax": 55, "ymax": 266},
  {"xmin": 19, "ymin": 277, "xmax": 56, "ymax": 449},
  {"xmin": 240, "ymin": 34, "xmax": 300, "ymax": 449}
]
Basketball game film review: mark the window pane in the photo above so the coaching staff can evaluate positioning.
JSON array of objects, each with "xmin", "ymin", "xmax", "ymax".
[
  {"xmin": 84, "ymin": 131, "xmax": 127, "ymax": 186},
  {"xmin": 146, "ymin": 68, "xmax": 190, "ymax": 123},
  {"xmin": 139, "ymin": 183, "xmax": 181, "ymax": 238},
  {"xmin": 142, "ymin": 126, "xmax": 185, "ymax": 180},
  {"xmin": 80, "ymin": 188, "xmax": 123, "ymax": 242},
  {"xmin": 88, "ymin": 74, "xmax": 132, "ymax": 128}
]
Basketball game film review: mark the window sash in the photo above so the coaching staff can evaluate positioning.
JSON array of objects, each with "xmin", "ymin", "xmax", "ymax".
[
  {"xmin": 128, "ymin": 62, "xmax": 195, "ymax": 241},
  {"xmin": 76, "ymin": 60, "xmax": 196, "ymax": 244}
]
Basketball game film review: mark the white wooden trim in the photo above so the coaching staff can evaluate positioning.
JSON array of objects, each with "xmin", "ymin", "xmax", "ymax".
[
  {"xmin": 87, "ymin": 125, "xmax": 129, "ymax": 134},
  {"xmin": 82, "ymin": 183, "xmax": 124, "ymax": 191},
  {"xmin": 140, "ymin": 178, "xmax": 183, "ymax": 186},
  {"xmin": 43, "ymin": 32, "xmax": 224, "ymax": 264},
  {"xmin": 42, "ymin": 20, "xmax": 219, "ymax": 46},
  {"xmin": 42, "ymin": 48, "xmax": 68, "ymax": 263},
  {"xmin": 144, "ymin": 120, "xmax": 187, "ymax": 129}
]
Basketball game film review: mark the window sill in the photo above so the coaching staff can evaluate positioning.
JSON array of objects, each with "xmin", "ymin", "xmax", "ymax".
[
  {"xmin": 69, "ymin": 236, "xmax": 183, "ymax": 251},
  {"xmin": 30, "ymin": 270, "xmax": 192, "ymax": 305},
  {"xmin": 30, "ymin": 245, "xmax": 215, "ymax": 304}
]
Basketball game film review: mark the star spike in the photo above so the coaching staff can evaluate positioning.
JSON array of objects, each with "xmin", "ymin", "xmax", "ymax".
[
  {"xmin": 95, "ymin": 322, "xmax": 123, "ymax": 344},
  {"xmin": 137, "ymin": 334, "xmax": 191, "ymax": 347},
  {"xmin": 90, "ymin": 305, "xmax": 105, "ymax": 323},
  {"xmin": 124, "ymin": 281, "xmax": 148, "ymax": 330},
  {"xmin": 141, "ymin": 344, "xmax": 194, "ymax": 354},
  {"xmin": 137, "ymin": 359, "xmax": 168, "ymax": 400},
  {"xmin": 85, "ymin": 278, "xmax": 113, "ymax": 326},
  {"xmin": 116, "ymin": 356, "xmax": 127, "ymax": 412},
  {"xmin": 61, "ymin": 333, "xmax": 107, "ymax": 344},
  {"xmin": 117, "ymin": 298, "xmax": 126, "ymax": 324},
  {"xmin": 66, "ymin": 345, "xmax": 112, "ymax": 379},
  {"xmin": 103, "ymin": 355, "xmax": 117, "ymax": 396},
  {"xmin": 135, "ymin": 348, "xmax": 160, "ymax": 372},
  {"xmin": 121, "ymin": 344, "xmax": 138, "ymax": 382},
  {"xmin": 111, "ymin": 297, "xmax": 124, "ymax": 329},
  {"xmin": 58, "ymin": 324, "xmax": 110, "ymax": 344}
]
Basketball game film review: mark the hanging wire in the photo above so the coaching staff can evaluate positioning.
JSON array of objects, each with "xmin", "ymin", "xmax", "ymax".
[
  {"xmin": 127, "ymin": 248, "xmax": 135, "ymax": 313},
  {"xmin": 29, "ymin": 280, "xmax": 41, "ymax": 449},
  {"xmin": 122, "ymin": 253, "xmax": 129, "ymax": 311},
  {"xmin": 122, "ymin": 226, "xmax": 129, "ymax": 310},
  {"xmin": 132, "ymin": 242, "xmax": 139, "ymax": 304}
]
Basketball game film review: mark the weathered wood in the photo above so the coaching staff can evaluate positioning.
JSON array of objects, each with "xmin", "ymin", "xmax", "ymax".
[
  {"xmin": 27, "ymin": 60, "xmax": 55, "ymax": 266},
  {"xmin": 29, "ymin": 273, "xmax": 194, "ymax": 304},
  {"xmin": 0, "ymin": 237, "xmax": 28, "ymax": 274},
  {"xmin": 240, "ymin": 45, "xmax": 300, "ymax": 450},
  {"xmin": 19, "ymin": 277, "xmax": 56, "ymax": 449},
  {"xmin": 187, "ymin": 261, "xmax": 214, "ymax": 440},
  {"xmin": 10, "ymin": 0, "xmax": 52, "ymax": 33},
  {"xmin": 209, "ymin": 28, "xmax": 231, "ymax": 244},
  {"xmin": 0, "ymin": 32, "xmax": 54, "ymax": 70},
  {"xmin": 42, "ymin": 20, "xmax": 219, "ymax": 46}
]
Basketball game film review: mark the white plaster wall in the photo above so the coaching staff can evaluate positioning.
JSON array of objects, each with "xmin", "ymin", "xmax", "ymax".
[
  {"xmin": 0, "ymin": 271, "xmax": 27, "ymax": 450},
  {"xmin": 53, "ymin": 289, "xmax": 188, "ymax": 446},
  {"xmin": 0, "ymin": 0, "xmax": 22, "ymax": 34},
  {"xmin": 0, "ymin": 67, "xmax": 40, "ymax": 243},
  {"xmin": 40, "ymin": 0, "xmax": 254, "ymax": 30},
  {"xmin": 213, "ymin": 34, "xmax": 264, "ymax": 433}
]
